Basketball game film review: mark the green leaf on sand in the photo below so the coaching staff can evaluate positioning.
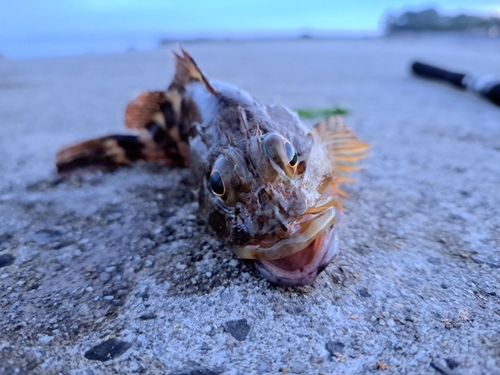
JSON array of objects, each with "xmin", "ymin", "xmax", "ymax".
[{"xmin": 296, "ymin": 107, "xmax": 349, "ymax": 119}]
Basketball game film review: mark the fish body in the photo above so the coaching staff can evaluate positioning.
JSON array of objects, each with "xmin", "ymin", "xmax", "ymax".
[{"xmin": 56, "ymin": 49, "xmax": 368, "ymax": 286}]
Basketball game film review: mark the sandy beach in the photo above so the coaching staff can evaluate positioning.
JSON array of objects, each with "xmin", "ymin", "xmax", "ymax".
[{"xmin": 1, "ymin": 37, "xmax": 499, "ymax": 374}]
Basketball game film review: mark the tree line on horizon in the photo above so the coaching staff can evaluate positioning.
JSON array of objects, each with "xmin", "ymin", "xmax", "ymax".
[{"xmin": 384, "ymin": 8, "xmax": 500, "ymax": 35}]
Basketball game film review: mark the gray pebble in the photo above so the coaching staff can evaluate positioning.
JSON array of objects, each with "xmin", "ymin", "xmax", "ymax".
[
  {"xmin": 290, "ymin": 361, "xmax": 306, "ymax": 373},
  {"xmin": 224, "ymin": 319, "xmax": 250, "ymax": 341},
  {"xmin": 84, "ymin": 338, "xmax": 131, "ymax": 362},
  {"xmin": 78, "ymin": 304, "xmax": 90, "ymax": 316},
  {"xmin": 325, "ymin": 340, "xmax": 345, "ymax": 355}
]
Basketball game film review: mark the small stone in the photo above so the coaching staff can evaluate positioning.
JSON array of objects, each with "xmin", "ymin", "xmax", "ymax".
[
  {"xmin": 138, "ymin": 313, "xmax": 157, "ymax": 320},
  {"xmin": 84, "ymin": 338, "xmax": 131, "ymax": 362},
  {"xmin": 103, "ymin": 295, "xmax": 114, "ymax": 301},
  {"xmin": 387, "ymin": 319, "xmax": 395, "ymax": 327},
  {"xmin": 358, "ymin": 289, "xmax": 371, "ymax": 297},
  {"xmin": 290, "ymin": 361, "xmax": 306, "ymax": 373},
  {"xmin": 325, "ymin": 340, "xmax": 345, "ymax": 355},
  {"xmin": 158, "ymin": 244, "xmax": 169, "ymax": 251},
  {"xmin": 1, "ymin": 273, "xmax": 8, "ymax": 279},
  {"xmin": 257, "ymin": 361, "xmax": 271, "ymax": 374},
  {"xmin": 38, "ymin": 334, "xmax": 54, "ymax": 344},
  {"xmin": 470, "ymin": 256, "xmax": 500, "ymax": 268},
  {"xmin": 430, "ymin": 360, "xmax": 449, "ymax": 374},
  {"xmin": 144, "ymin": 259, "xmax": 153, "ymax": 267},
  {"xmin": 376, "ymin": 360, "xmax": 389, "ymax": 371},
  {"xmin": 427, "ymin": 257, "xmax": 441, "ymax": 265},
  {"xmin": 445, "ymin": 358, "xmax": 460, "ymax": 369},
  {"xmin": 309, "ymin": 356, "xmax": 323, "ymax": 365},
  {"xmin": 78, "ymin": 304, "xmax": 90, "ymax": 316},
  {"xmin": 226, "ymin": 337, "xmax": 238, "ymax": 349},
  {"xmin": 228, "ymin": 259, "xmax": 239, "ymax": 267},
  {"xmin": 99, "ymin": 272, "xmax": 111, "ymax": 283},
  {"xmin": 415, "ymin": 351, "xmax": 427, "ymax": 363},
  {"xmin": 205, "ymin": 272, "xmax": 212, "ymax": 278},
  {"xmin": 105, "ymin": 266, "xmax": 116, "ymax": 273},
  {"xmin": 224, "ymin": 319, "xmax": 250, "ymax": 341},
  {"xmin": 405, "ymin": 316, "xmax": 417, "ymax": 323},
  {"xmin": 175, "ymin": 262, "xmax": 187, "ymax": 270},
  {"xmin": 404, "ymin": 278, "xmax": 422, "ymax": 287},
  {"xmin": 86, "ymin": 286, "xmax": 94, "ymax": 293},
  {"xmin": 17, "ymin": 247, "xmax": 37, "ymax": 264}
]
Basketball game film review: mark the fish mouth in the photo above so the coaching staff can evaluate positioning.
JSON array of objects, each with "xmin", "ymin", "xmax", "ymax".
[
  {"xmin": 255, "ymin": 226, "xmax": 339, "ymax": 286},
  {"xmin": 235, "ymin": 207, "xmax": 339, "ymax": 286}
]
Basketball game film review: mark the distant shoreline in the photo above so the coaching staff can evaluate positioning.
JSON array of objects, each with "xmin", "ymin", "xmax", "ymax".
[{"xmin": 1, "ymin": 31, "xmax": 497, "ymax": 61}]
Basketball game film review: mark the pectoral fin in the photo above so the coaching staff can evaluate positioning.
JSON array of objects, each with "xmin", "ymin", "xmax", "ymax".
[{"xmin": 314, "ymin": 115, "xmax": 369, "ymax": 197}]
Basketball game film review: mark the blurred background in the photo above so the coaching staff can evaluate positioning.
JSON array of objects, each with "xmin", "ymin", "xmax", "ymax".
[{"xmin": 1, "ymin": 0, "xmax": 499, "ymax": 60}]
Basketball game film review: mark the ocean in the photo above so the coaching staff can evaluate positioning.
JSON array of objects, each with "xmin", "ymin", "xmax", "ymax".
[{"xmin": 0, "ymin": 30, "xmax": 379, "ymax": 60}]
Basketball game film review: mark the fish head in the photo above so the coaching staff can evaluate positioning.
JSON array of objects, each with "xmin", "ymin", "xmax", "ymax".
[{"xmin": 198, "ymin": 102, "xmax": 341, "ymax": 287}]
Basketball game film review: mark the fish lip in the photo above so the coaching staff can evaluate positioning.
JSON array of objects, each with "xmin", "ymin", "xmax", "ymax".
[
  {"xmin": 234, "ymin": 207, "xmax": 337, "ymax": 261},
  {"xmin": 254, "ymin": 226, "xmax": 339, "ymax": 287}
]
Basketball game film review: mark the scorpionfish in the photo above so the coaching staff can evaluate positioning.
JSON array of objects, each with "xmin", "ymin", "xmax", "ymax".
[{"xmin": 56, "ymin": 48, "xmax": 368, "ymax": 286}]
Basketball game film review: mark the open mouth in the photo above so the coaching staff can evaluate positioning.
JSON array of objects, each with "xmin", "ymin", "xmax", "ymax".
[
  {"xmin": 234, "ymin": 207, "xmax": 340, "ymax": 286},
  {"xmin": 254, "ymin": 226, "xmax": 339, "ymax": 286}
]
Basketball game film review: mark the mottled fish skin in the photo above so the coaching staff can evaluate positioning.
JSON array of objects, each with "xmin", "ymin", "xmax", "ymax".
[
  {"xmin": 190, "ymin": 81, "xmax": 333, "ymax": 245},
  {"xmin": 55, "ymin": 48, "xmax": 368, "ymax": 286}
]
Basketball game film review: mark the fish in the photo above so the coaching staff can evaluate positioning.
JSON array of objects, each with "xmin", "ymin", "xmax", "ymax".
[{"xmin": 56, "ymin": 48, "xmax": 368, "ymax": 287}]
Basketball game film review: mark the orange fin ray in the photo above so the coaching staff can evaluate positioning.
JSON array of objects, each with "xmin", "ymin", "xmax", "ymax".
[{"xmin": 314, "ymin": 115, "xmax": 369, "ymax": 197}]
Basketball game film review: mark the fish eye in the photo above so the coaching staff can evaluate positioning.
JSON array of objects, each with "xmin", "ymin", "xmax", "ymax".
[
  {"xmin": 284, "ymin": 141, "xmax": 298, "ymax": 168},
  {"xmin": 263, "ymin": 133, "xmax": 299, "ymax": 178},
  {"xmin": 209, "ymin": 156, "xmax": 238, "ymax": 205},
  {"xmin": 210, "ymin": 170, "xmax": 225, "ymax": 196}
]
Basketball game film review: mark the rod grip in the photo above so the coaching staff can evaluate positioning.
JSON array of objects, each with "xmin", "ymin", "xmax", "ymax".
[
  {"xmin": 485, "ymin": 84, "xmax": 500, "ymax": 106},
  {"xmin": 411, "ymin": 61, "xmax": 466, "ymax": 88}
]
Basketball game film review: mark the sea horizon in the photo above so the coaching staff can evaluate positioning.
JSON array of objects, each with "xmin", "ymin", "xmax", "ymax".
[
  {"xmin": 2, "ymin": 29, "xmax": 499, "ymax": 61},
  {"xmin": 1, "ymin": 29, "xmax": 381, "ymax": 60}
]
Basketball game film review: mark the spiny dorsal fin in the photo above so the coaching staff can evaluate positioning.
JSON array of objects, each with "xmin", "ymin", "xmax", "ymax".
[
  {"xmin": 315, "ymin": 115, "xmax": 369, "ymax": 197},
  {"xmin": 170, "ymin": 47, "xmax": 217, "ymax": 95}
]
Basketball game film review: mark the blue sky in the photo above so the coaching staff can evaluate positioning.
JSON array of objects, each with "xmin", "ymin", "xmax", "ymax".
[{"xmin": 1, "ymin": 0, "xmax": 498, "ymax": 58}]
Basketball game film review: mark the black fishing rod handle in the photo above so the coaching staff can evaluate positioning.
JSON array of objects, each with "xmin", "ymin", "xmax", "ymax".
[
  {"xmin": 486, "ymin": 84, "xmax": 500, "ymax": 106},
  {"xmin": 411, "ymin": 61, "xmax": 466, "ymax": 88}
]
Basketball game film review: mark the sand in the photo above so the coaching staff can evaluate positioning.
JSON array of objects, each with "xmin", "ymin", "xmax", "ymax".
[{"xmin": 0, "ymin": 36, "xmax": 499, "ymax": 375}]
